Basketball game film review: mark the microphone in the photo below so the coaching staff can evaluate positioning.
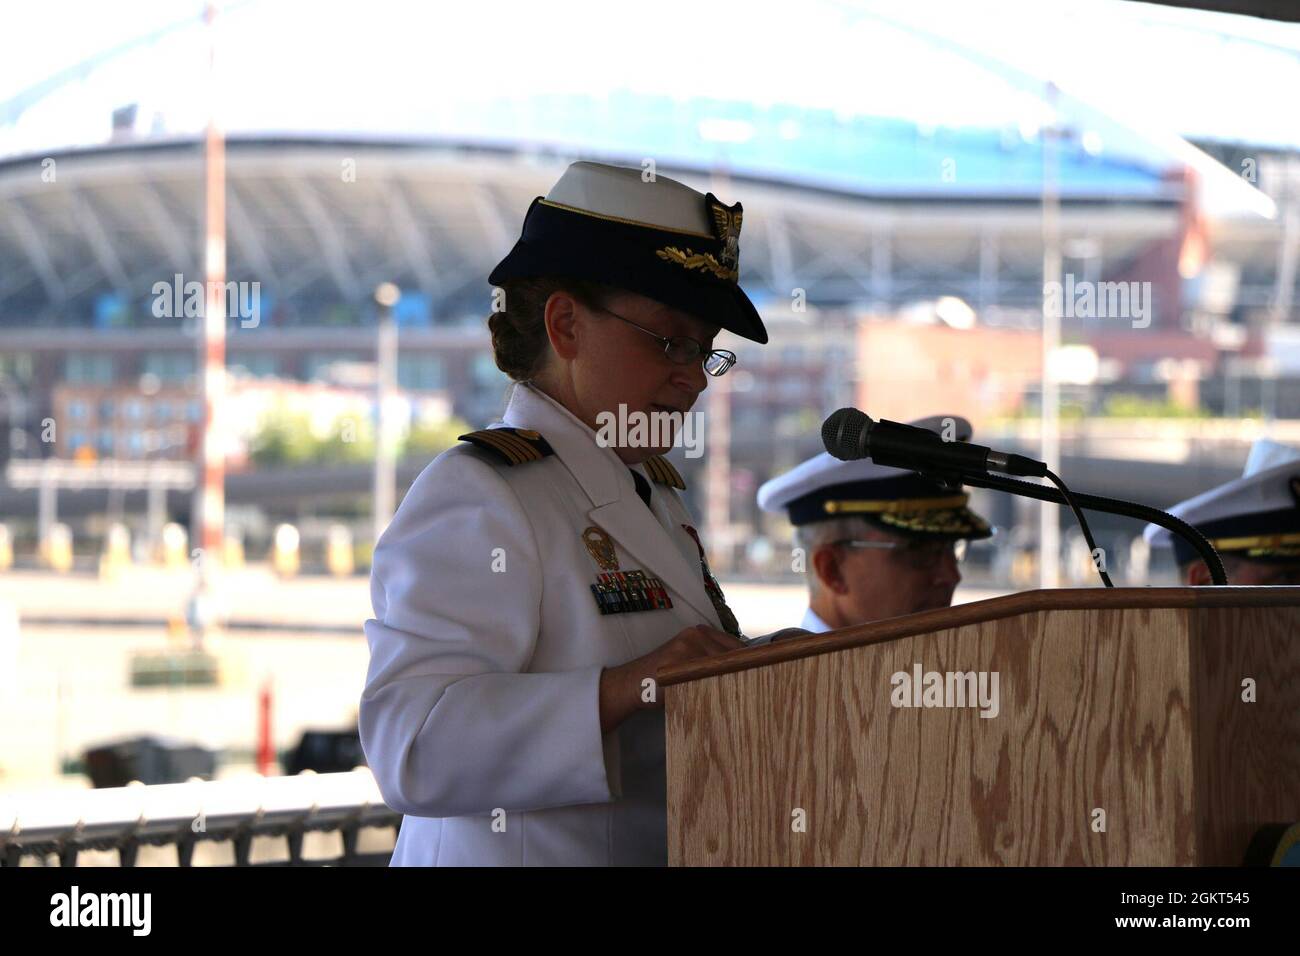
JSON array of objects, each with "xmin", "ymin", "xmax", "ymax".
[{"xmin": 821, "ymin": 407, "xmax": 1047, "ymax": 478}]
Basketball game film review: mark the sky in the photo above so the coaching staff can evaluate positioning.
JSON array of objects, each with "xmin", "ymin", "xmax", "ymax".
[{"xmin": 2, "ymin": 0, "xmax": 1299, "ymax": 157}]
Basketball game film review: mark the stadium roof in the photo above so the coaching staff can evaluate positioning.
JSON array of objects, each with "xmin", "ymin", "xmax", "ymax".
[
  {"xmin": 1, "ymin": 0, "xmax": 1291, "ymax": 213},
  {"xmin": 1, "ymin": 0, "xmax": 1291, "ymax": 326},
  {"xmin": 0, "ymin": 137, "xmax": 1201, "ymax": 326}
]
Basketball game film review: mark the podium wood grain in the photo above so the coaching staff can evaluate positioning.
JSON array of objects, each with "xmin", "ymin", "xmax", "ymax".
[{"xmin": 663, "ymin": 591, "xmax": 1300, "ymax": 866}]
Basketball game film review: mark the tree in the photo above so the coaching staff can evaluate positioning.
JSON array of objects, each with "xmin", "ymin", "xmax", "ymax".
[
  {"xmin": 403, "ymin": 417, "xmax": 471, "ymax": 461},
  {"xmin": 248, "ymin": 408, "xmax": 319, "ymax": 467}
]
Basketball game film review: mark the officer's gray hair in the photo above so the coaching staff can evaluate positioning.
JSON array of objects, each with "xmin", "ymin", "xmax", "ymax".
[{"xmin": 795, "ymin": 516, "xmax": 884, "ymax": 594}]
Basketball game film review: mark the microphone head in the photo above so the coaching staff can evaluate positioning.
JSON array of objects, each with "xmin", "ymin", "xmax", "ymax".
[{"xmin": 821, "ymin": 407, "xmax": 870, "ymax": 460}]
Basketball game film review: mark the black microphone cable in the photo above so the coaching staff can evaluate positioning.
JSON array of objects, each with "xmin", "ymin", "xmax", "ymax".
[{"xmin": 1044, "ymin": 467, "xmax": 1113, "ymax": 588}]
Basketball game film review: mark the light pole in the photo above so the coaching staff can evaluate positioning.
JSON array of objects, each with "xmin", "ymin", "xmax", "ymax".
[
  {"xmin": 1040, "ymin": 81, "xmax": 1062, "ymax": 590},
  {"xmin": 373, "ymin": 283, "xmax": 400, "ymax": 547}
]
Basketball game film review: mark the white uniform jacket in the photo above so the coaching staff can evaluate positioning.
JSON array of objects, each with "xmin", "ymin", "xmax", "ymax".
[{"xmin": 360, "ymin": 381, "xmax": 731, "ymax": 865}]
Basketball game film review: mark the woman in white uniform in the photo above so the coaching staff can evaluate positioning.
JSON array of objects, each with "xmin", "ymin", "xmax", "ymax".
[{"xmin": 359, "ymin": 161, "xmax": 769, "ymax": 865}]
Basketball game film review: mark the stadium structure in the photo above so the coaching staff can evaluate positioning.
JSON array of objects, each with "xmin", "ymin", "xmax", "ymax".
[{"xmin": 2, "ymin": 0, "xmax": 1299, "ymax": 573}]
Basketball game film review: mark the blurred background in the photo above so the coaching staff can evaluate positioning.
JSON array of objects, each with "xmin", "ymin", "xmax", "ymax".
[{"xmin": 2, "ymin": 0, "xmax": 1299, "ymax": 860}]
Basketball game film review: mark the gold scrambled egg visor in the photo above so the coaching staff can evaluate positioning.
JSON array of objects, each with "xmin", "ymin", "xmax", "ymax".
[
  {"xmin": 1211, "ymin": 531, "xmax": 1300, "ymax": 560},
  {"xmin": 821, "ymin": 493, "xmax": 994, "ymax": 539}
]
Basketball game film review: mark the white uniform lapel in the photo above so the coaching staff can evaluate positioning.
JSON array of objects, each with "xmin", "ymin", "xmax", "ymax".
[{"xmin": 499, "ymin": 382, "xmax": 721, "ymax": 626}]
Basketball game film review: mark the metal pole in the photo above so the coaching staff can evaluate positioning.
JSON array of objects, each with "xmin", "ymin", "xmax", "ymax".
[
  {"xmin": 147, "ymin": 479, "xmax": 165, "ymax": 559},
  {"xmin": 1040, "ymin": 81, "xmax": 1062, "ymax": 590},
  {"xmin": 38, "ymin": 468, "xmax": 56, "ymax": 556},
  {"xmin": 1273, "ymin": 202, "xmax": 1298, "ymax": 327},
  {"xmin": 373, "ymin": 284, "xmax": 400, "ymax": 545}
]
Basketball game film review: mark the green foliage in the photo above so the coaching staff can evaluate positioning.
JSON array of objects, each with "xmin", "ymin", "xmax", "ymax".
[
  {"xmin": 248, "ymin": 408, "xmax": 320, "ymax": 467},
  {"xmin": 1099, "ymin": 394, "xmax": 1207, "ymax": 419},
  {"xmin": 403, "ymin": 417, "xmax": 472, "ymax": 461},
  {"xmin": 318, "ymin": 413, "xmax": 375, "ymax": 464},
  {"xmin": 996, "ymin": 393, "xmax": 1211, "ymax": 423},
  {"xmin": 248, "ymin": 409, "xmax": 472, "ymax": 467}
]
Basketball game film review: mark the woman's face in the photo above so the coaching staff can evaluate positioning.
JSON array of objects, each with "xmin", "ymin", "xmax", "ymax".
[{"xmin": 540, "ymin": 287, "xmax": 723, "ymax": 464}]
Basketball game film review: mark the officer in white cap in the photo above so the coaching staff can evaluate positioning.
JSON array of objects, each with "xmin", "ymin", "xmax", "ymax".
[
  {"xmin": 360, "ymin": 161, "xmax": 767, "ymax": 866},
  {"xmin": 1143, "ymin": 438, "xmax": 1300, "ymax": 586},
  {"xmin": 757, "ymin": 416, "xmax": 993, "ymax": 632}
]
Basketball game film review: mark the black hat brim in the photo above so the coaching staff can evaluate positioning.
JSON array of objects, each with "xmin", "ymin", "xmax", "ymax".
[
  {"xmin": 1172, "ymin": 506, "xmax": 1300, "ymax": 565},
  {"xmin": 784, "ymin": 473, "xmax": 993, "ymax": 540}
]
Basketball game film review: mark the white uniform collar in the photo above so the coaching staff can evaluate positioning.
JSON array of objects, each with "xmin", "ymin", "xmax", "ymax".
[
  {"xmin": 800, "ymin": 606, "xmax": 832, "ymax": 634},
  {"xmin": 499, "ymin": 381, "xmax": 720, "ymax": 627}
]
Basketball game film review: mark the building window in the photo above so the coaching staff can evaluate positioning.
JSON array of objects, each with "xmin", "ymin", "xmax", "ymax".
[
  {"xmin": 0, "ymin": 352, "xmax": 33, "ymax": 383},
  {"xmin": 229, "ymin": 353, "xmax": 279, "ymax": 378},
  {"xmin": 142, "ymin": 352, "xmax": 196, "ymax": 383},
  {"xmin": 65, "ymin": 353, "xmax": 115, "ymax": 385},
  {"xmin": 398, "ymin": 355, "xmax": 445, "ymax": 391},
  {"xmin": 303, "ymin": 352, "xmax": 366, "ymax": 382},
  {"xmin": 472, "ymin": 353, "xmax": 507, "ymax": 388}
]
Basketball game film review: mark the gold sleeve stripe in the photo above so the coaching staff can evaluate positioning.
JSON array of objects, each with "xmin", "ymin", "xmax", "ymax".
[
  {"xmin": 644, "ymin": 455, "xmax": 686, "ymax": 489},
  {"xmin": 470, "ymin": 431, "xmax": 530, "ymax": 465},
  {"xmin": 483, "ymin": 429, "xmax": 540, "ymax": 462},
  {"xmin": 470, "ymin": 431, "xmax": 526, "ymax": 465},
  {"xmin": 823, "ymin": 494, "xmax": 970, "ymax": 515}
]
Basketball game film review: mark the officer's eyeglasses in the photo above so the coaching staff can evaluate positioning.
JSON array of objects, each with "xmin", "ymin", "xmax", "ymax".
[
  {"xmin": 831, "ymin": 538, "xmax": 968, "ymax": 570},
  {"xmin": 592, "ymin": 304, "xmax": 737, "ymax": 376}
]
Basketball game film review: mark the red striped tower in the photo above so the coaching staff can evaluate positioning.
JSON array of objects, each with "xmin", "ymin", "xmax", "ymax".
[{"xmin": 191, "ymin": 1, "xmax": 226, "ymax": 645}]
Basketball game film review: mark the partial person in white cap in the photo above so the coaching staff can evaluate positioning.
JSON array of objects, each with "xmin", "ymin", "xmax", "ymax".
[
  {"xmin": 757, "ymin": 416, "xmax": 994, "ymax": 633},
  {"xmin": 359, "ymin": 161, "xmax": 767, "ymax": 866},
  {"xmin": 1143, "ymin": 438, "xmax": 1300, "ymax": 586}
]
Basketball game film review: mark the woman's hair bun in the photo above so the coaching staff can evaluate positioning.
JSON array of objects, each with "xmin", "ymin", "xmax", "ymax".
[{"xmin": 487, "ymin": 277, "xmax": 616, "ymax": 381}]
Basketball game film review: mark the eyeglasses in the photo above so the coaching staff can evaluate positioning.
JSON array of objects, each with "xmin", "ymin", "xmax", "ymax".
[
  {"xmin": 591, "ymin": 304, "xmax": 737, "ymax": 377},
  {"xmin": 830, "ymin": 537, "xmax": 968, "ymax": 570}
]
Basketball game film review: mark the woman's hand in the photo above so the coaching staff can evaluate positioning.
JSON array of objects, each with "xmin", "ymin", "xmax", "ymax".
[{"xmin": 598, "ymin": 625, "xmax": 744, "ymax": 733}]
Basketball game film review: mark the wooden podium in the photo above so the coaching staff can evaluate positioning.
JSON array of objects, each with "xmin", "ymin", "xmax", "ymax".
[{"xmin": 659, "ymin": 587, "xmax": 1300, "ymax": 866}]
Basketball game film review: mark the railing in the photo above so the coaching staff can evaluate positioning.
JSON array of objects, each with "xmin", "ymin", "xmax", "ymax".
[{"xmin": 0, "ymin": 769, "xmax": 401, "ymax": 866}]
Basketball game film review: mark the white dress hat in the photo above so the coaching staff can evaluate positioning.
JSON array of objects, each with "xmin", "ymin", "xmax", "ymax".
[
  {"xmin": 1143, "ymin": 437, "xmax": 1300, "ymax": 563},
  {"xmin": 757, "ymin": 415, "xmax": 992, "ymax": 538},
  {"xmin": 489, "ymin": 161, "xmax": 768, "ymax": 343}
]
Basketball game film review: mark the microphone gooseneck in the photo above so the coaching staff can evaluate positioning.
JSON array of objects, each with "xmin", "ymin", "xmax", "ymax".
[{"xmin": 818, "ymin": 407, "xmax": 1226, "ymax": 587}]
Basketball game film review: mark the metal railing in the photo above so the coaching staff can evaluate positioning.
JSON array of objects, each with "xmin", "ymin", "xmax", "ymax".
[{"xmin": 0, "ymin": 769, "xmax": 401, "ymax": 866}]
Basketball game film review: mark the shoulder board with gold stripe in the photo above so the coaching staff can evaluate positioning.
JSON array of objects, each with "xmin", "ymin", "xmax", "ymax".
[
  {"xmin": 457, "ymin": 427, "xmax": 555, "ymax": 466},
  {"xmin": 643, "ymin": 455, "xmax": 686, "ymax": 490}
]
